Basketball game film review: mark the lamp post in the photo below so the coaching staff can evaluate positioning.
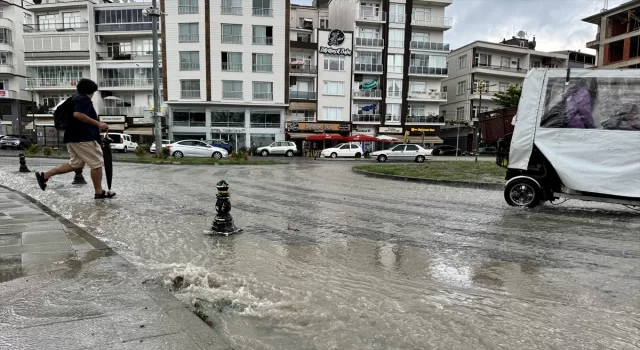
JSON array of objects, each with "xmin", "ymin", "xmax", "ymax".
[{"xmin": 143, "ymin": 2, "xmax": 162, "ymax": 157}]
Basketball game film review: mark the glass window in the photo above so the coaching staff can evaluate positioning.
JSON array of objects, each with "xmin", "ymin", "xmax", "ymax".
[
  {"xmin": 389, "ymin": 3, "xmax": 405, "ymax": 23},
  {"xmin": 24, "ymin": 13, "xmax": 33, "ymax": 24},
  {"xmin": 252, "ymin": 54, "xmax": 273, "ymax": 72},
  {"xmin": 456, "ymin": 107, "xmax": 465, "ymax": 120},
  {"xmin": 499, "ymin": 82, "xmax": 509, "ymax": 92},
  {"xmin": 408, "ymin": 105, "xmax": 425, "ymax": 116},
  {"xmin": 63, "ymin": 12, "xmax": 82, "ymax": 29},
  {"xmin": 459, "ymin": 55, "xmax": 467, "ymax": 68},
  {"xmin": 391, "ymin": 145, "xmax": 405, "ymax": 152},
  {"xmin": 250, "ymin": 111, "xmax": 280, "ymax": 128},
  {"xmin": 387, "ymin": 54, "xmax": 403, "ymax": 73},
  {"xmin": 500, "ymin": 56, "xmax": 511, "ymax": 68},
  {"xmin": 387, "ymin": 79, "xmax": 402, "ymax": 98},
  {"xmin": 253, "ymin": 82, "xmax": 273, "ymax": 100},
  {"xmin": 322, "ymin": 107, "xmax": 343, "ymax": 121},
  {"xmin": 457, "ymin": 81, "xmax": 466, "ymax": 95},
  {"xmin": 405, "ymin": 145, "xmax": 419, "ymax": 151},
  {"xmin": 212, "ymin": 111, "xmax": 244, "ymax": 127},
  {"xmin": 412, "ymin": 7, "xmax": 431, "ymax": 21},
  {"xmin": 37, "ymin": 14, "xmax": 56, "ymax": 31},
  {"xmin": 180, "ymin": 80, "xmax": 200, "ymax": 99},
  {"xmin": 386, "ymin": 104, "xmax": 401, "ymax": 122},
  {"xmin": 222, "ymin": 24, "xmax": 242, "ymax": 43},
  {"xmin": 412, "ymin": 32, "xmax": 429, "ymax": 42},
  {"xmin": 221, "ymin": 0, "xmax": 242, "ymax": 15},
  {"xmin": 179, "ymin": 23, "xmax": 199, "ymax": 42},
  {"xmin": 222, "ymin": 80, "xmax": 243, "ymax": 99},
  {"xmin": 253, "ymin": 0, "xmax": 272, "ymax": 16},
  {"xmin": 251, "ymin": 133, "xmax": 275, "ymax": 147},
  {"xmin": 179, "ymin": 51, "xmax": 200, "ymax": 70},
  {"xmin": 475, "ymin": 53, "xmax": 491, "ymax": 66},
  {"xmin": 388, "ymin": 29, "xmax": 404, "ymax": 48},
  {"xmin": 221, "ymin": 52, "xmax": 242, "ymax": 71},
  {"xmin": 410, "ymin": 81, "xmax": 426, "ymax": 94},
  {"xmin": 359, "ymin": 27, "xmax": 380, "ymax": 39},
  {"xmin": 252, "ymin": 25, "xmax": 273, "ymax": 45},
  {"xmin": 323, "ymin": 81, "xmax": 344, "ymax": 95},
  {"xmin": 178, "ymin": 0, "xmax": 199, "ymax": 14},
  {"xmin": 323, "ymin": 56, "xmax": 345, "ymax": 71}
]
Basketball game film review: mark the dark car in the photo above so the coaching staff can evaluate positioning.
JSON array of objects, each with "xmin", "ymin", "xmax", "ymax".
[
  {"xmin": 432, "ymin": 145, "xmax": 462, "ymax": 156},
  {"xmin": 203, "ymin": 139, "xmax": 232, "ymax": 152},
  {"xmin": 478, "ymin": 147, "xmax": 497, "ymax": 155},
  {"xmin": 0, "ymin": 135, "xmax": 34, "ymax": 150}
]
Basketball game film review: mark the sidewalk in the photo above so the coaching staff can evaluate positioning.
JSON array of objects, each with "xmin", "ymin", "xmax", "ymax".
[{"xmin": 0, "ymin": 186, "xmax": 231, "ymax": 350}]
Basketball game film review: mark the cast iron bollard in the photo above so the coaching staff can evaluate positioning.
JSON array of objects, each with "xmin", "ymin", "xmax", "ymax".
[
  {"xmin": 210, "ymin": 180, "xmax": 241, "ymax": 236},
  {"xmin": 18, "ymin": 153, "xmax": 30, "ymax": 173},
  {"xmin": 72, "ymin": 169, "xmax": 87, "ymax": 185}
]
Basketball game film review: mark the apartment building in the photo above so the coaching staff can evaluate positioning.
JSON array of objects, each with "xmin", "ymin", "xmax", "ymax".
[
  {"xmin": 583, "ymin": 0, "xmax": 640, "ymax": 68},
  {"xmin": 552, "ymin": 50, "xmax": 596, "ymax": 68},
  {"xmin": 161, "ymin": 0, "xmax": 288, "ymax": 150},
  {"xmin": 23, "ymin": 0, "xmax": 161, "ymax": 144},
  {"xmin": 0, "ymin": 0, "xmax": 32, "ymax": 136},
  {"xmin": 440, "ymin": 38, "xmax": 568, "ymax": 122}
]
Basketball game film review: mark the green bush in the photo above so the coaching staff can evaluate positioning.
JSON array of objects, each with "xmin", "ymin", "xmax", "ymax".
[
  {"xmin": 248, "ymin": 145, "xmax": 258, "ymax": 156},
  {"xmin": 42, "ymin": 147, "xmax": 53, "ymax": 157},
  {"xmin": 25, "ymin": 144, "xmax": 40, "ymax": 156},
  {"xmin": 229, "ymin": 152, "xmax": 249, "ymax": 161},
  {"xmin": 135, "ymin": 147, "xmax": 147, "ymax": 158},
  {"xmin": 160, "ymin": 147, "xmax": 170, "ymax": 159}
]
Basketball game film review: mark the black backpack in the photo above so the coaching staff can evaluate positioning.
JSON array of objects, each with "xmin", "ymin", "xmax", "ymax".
[{"xmin": 54, "ymin": 97, "xmax": 75, "ymax": 130}]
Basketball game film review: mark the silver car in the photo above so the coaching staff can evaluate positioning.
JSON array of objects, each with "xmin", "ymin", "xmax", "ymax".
[{"xmin": 370, "ymin": 144, "xmax": 433, "ymax": 163}]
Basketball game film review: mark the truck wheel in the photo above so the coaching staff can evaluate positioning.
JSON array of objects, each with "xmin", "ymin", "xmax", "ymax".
[{"xmin": 504, "ymin": 178, "xmax": 541, "ymax": 208}]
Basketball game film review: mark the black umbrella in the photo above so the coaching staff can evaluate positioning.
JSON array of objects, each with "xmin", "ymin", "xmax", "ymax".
[{"xmin": 101, "ymin": 132, "xmax": 113, "ymax": 191}]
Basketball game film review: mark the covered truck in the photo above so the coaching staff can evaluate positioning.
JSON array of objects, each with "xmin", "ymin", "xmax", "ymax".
[{"xmin": 498, "ymin": 68, "xmax": 640, "ymax": 208}]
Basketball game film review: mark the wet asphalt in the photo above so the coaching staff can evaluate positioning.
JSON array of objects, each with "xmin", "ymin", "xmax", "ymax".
[{"xmin": 0, "ymin": 158, "xmax": 639, "ymax": 350}]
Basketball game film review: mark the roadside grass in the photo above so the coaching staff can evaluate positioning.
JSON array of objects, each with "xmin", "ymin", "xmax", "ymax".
[{"xmin": 353, "ymin": 162, "xmax": 505, "ymax": 183}]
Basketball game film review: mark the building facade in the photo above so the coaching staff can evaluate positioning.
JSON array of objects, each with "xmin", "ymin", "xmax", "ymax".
[
  {"xmin": 583, "ymin": 0, "xmax": 640, "ymax": 68},
  {"xmin": 161, "ymin": 0, "xmax": 289, "ymax": 150}
]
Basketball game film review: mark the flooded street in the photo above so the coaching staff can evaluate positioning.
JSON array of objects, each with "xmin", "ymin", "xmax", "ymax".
[{"xmin": 1, "ymin": 159, "xmax": 639, "ymax": 349}]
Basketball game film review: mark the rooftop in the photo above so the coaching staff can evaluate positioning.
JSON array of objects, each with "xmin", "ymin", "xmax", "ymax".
[{"xmin": 582, "ymin": 0, "xmax": 640, "ymax": 23}]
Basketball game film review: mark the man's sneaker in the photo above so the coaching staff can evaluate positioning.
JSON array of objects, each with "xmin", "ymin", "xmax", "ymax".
[{"xmin": 35, "ymin": 172, "xmax": 47, "ymax": 191}]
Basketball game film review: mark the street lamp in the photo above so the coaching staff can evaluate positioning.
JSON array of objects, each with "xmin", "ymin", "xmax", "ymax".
[{"xmin": 142, "ymin": 2, "xmax": 163, "ymax": 157}]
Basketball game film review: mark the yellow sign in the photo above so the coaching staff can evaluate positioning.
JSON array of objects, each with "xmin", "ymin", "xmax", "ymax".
[{"xmin": 409, "ymin": 128, "xmax": 436, "ymax": 133}]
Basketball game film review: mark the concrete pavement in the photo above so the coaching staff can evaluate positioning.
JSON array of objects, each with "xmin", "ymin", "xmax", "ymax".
[{"xmin": 0, "ymin": 185, "xmax": 230, "ymax": 350}]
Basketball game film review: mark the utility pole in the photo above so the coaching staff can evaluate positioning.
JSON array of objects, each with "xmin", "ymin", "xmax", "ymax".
[
  {"xmin": 145, "ymin": 1, "xmax": 162, "ymax": 157},
  {"xmin": 473, "ymin": 80, "xmax": 496, "ymax": 159}
]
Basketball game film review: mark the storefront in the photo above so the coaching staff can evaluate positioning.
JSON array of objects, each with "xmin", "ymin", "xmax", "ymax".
[
  {"xmin": 211, "ymin": 127, "xmax": 246, "ymax": 151},
  {"xmin": 378, "ymin": 126, "xmax": 403, "ymax": 149},
  {"xmin": 125, "ymin": 115, "xmax": 156, "ymax": 145},
  {"xmin": 352, "ymin": 126, "xmax": 376, "ymax": 152},
  {"xmin": 286, "ymin": 121, "xmax": 350, "ymax": 153},
  {"xmin": 99, "ymin": 116, "xmax": 125, "ymax": 133},
  {"xmin": 406, "ymin": 126, "xmax": 443, "ymax": 148}
]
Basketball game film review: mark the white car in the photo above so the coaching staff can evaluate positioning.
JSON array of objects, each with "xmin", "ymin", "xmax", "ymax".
[
  {"xmin": 165, "ymin": 139, "xmax": 228, "ymax": 159},
  {"xmin": 150, "ymin": 139, "xmax": 173, "ymax": 153},
  {"xmin": 370, "ymin": 144, "xmax": 433, "ymax": 163},
  {"xmin": 321, "ymin": 143, "xmax": 363, "ymax": 158},
  {"xmin": 257, "ymin": 141, "xmax": 298, "ymax": 157},
  {"xmin": 109, "ymin": 133, "xmax": 138, "ymax": 153}
]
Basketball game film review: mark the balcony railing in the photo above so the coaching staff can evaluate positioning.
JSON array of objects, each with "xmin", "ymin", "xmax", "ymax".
[
  {"xmin": 289, "ymin": 91, "xmax": 317, "ymax": 100},
  {"xmin": 470, "ymin": 90, "xmax": 500, "ymax": 96},
  {"xmin": 410, "ymin": 41, "xmax": 450, "ymax": 51},
  {"xmin": 221, "ymin": 6, "xmax": 242, "ymax": 15},
  {"xmin": 253, "ymin": 92, "xmax": 273, "ymax": 100},
  {"xmin": 356, "ymin": 11, "xmax": 387, "ymax": 22},
  {"xmin": 222, "ymin": 35, "xmax": 242, "ymax": 44},
  {"xmin": 178, "ymin": 5, "xmax": 199, "ymax": 14},
  {"xmin": 180, "ymin": 62, "xmax": 200, "ymax": 70},
  {"xmin": 181, "ymin": 90, "xmax": 201, "ymax": 99},
  {"xmin": 354, "ymin": 63, "xmax": 384, "ymax": 73},
  {"xmin": 472, "ymin": 63, "xmax": 526, "ymax": 73},
  {"xmin": 98, "ymin": 78, "xmax": 157, "ymax": 88},
  {"xmin": 172, "ymin": 119, "xmax": 206, "ymax": 127},
  {"xmin": 352, "ymin": 114, "xmax": 381, "ymax": 123},
  {"xmin": 252, "ymin": 8, "xmax": 273, "ymax": 16},
  {"xmin": 252, "ymin": 37, "xmax": 273, "ymax": 45},
  {"xmin": 223, "ymin": 91, "xmax": 243, "ymax": 99},
  {"xmin": 100, "ymin": 106, "xmax": 145, "ymax": 116},
  {"xmin": 0, "ymin": 17, "xmax": 13, "ymax": 29},
  {"xmin": 95, "ymin": 22, "xmax": 157, "ymax": 32},
  {"xmin": 386, "ymin": 115, "xmax": 401, "ymax": 123},
  {"xmin": 352, "ymin": 90, "xmax": 382, "ymax": 98},
  {"xmin": 355, "ymin": 37, "xmax": 384, "ymax": 47},
  {"xmin": 0, "ymin": 90, "xmax": 17, "ymax": 99},
  {"xmin": 411, "ymin": 16, "xmax": 452, "ymax": 28},
  {"xmin": 253, "ymin": 64, "xmax": 273, "ymax": 73},
  {"xmin": 179, "ymin": 34, "xmax": 200, "ymax": 43},
  {"xmin": 222, "ymin": 63, "xmax": 242, "ymax": 71},
  {"xmin": 290, "ymin": 65, "xmax": 317, "ymax": 74},
  {"xmin": 408, "ymin": 66, "xmax": 448, "ymax": 75},
  {"xmin": 26, "ymin": 51, "xmax": 90, "ymax": 60},
  {"xmin": 23, "ymin": 20, "xmax": 89, "ymax": 33},
  {"xmin": 96, "ymin": 51, "xmax": 156, "ymax": 61},
  {"xmin": 251, "ymin": 122, "xmax": 280, "ymax": 128},
  {"xmin": 27, "ymin": 78, "xmax": 78, "ymax": 88},
  {"xmin": 406, "ymin": 115, "xmax": 445, "ymax": 124},
  {"xmin": 407, "ymin": 91, "xmax": 447, "ymax": 100},
  {"xmin": 287, "ymin": 115, "xmax": 316, "ymax": 122}
]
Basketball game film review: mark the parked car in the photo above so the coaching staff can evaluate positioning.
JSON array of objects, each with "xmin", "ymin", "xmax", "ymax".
[
  {"xmin": 0, "ymin": 135, "xmax": 34, "ymax": 150},
  {"xmin": 203, "ymin": 139, "xmax": 232, "ymax": 152},
  {"xmin": 165, "ymin": 140, "xmax": 228, "ymax": 159},
  {"xmin": 431, "ymin": 145, "xmax": 462, "ymax": 156},
  {"xmin": 108, "ymin": 133, "xmax": 138, "ymax": 153},
  {"xmin": 370, "ymin": 144, "xmax": 433, "ymax": 163},
  {"xmin": 257, "ymin": 141, "xmax": 298, "ymax": 157},
  {"xmin": 478, "ymin": 147, "xmax": 497, "ymax": 155},
  {"xmin": 321, "ymin": 143, "xmax": 363, "ymax": 158},
  {"xmin": 0, "ymin": 134, "xmax": 5, "ymax": 140},
  {"xmin": 150, "ymin": 139, "xmax": 173, "ymax": 153}
]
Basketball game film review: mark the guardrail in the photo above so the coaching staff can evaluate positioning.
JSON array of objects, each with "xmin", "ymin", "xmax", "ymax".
[{"xmin": 352, "ymin": 114, "xmax": 381, "ymax": 123}]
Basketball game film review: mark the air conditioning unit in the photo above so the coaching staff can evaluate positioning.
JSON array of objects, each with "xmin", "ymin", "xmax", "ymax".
[{"xmin": 96, "ymin": 36, "xmax": 104, "ymax": 44}]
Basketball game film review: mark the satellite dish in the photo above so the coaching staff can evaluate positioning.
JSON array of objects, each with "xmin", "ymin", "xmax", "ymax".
[{"xmin": 517, "ymin": 31, "xmax": 526, "ymax": 39}]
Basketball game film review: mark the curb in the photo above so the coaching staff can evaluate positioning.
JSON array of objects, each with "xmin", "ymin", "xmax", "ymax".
[
  {"xmin": 351, "ymin": 168, "xmax": 504, "ymax": 191},
  {"xmin": 0, "ymin": 154, "xmax": 287, "ymax": 166}
]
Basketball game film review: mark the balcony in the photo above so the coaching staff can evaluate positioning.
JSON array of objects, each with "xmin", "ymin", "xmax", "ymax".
[
  {"xmin": 408, "ymin": 66, "xmax": 448, "ymax": 76},
  {"xmin": 180, "ymin": 90, "xmax": 201, "ymax": 99},
  {"xmin": 180, "ymin": 62, "xmax": 200, "ymax": 71},
  {"xmin": 289, "ymin": 91, "xmax": 317, "ymax": 100},
  {"xmin": 0, "ymin": 18, "xmax": 14, "ymax": 30},
  {"xmin": 352, "ymin": 90, "xmax": 382, "ymax": 99},
  {"xmin": 0, "ymin": 90, "xmax": 17, "ymax": 99},
  {"xmin": 252, "ymin": 8, "xmax": 273, "ymax": 16},
  {"xmin": 586, "ymin": 33, "xmax": 600, "ymax": 49},
  {"xmin": 96, "ymin": 51, "xmax": 156, "ymax": 61},
  {"xmin": 98, "ymin": 78, "xmax": 157, "ymax": 89},
  {"xmin": 385, "ymin": 115, "xmax": 401, "ymax": 124},
  {"xmin": 356, "ymin": 10, "xmax": 387, "ymax": 23},
  {"xmin": 253, "ymin": 92, "xmax": 273, "ymax": 101},
  {"xmin": 290, "ymin": 38, "xmax": 317, "ymax": 50},
  {"xmin": 405, "ymin": 115, "xmax": 445, "ymax": 124},
  {"xmin": 100, "ymin": 106, "xmax": 145, "ymax": 117},
  {"xmin": 221, "ymin": 6, "xmax": 242, "ymax": 15},
  {"xmin": 287, "ymin": 114, "xmax": 315, "ymax": 122},
  {"xmin": 354, "ymin": 63, "xmax": 384, "ymax": 73},
  {"xmin": 469, "ymin": 90, "xmax": 500, "ymax": 98},
  {"xmin": 0, "ymin": 64, "xmax": 15, "ymax": 75},
  {"xmin": 355, "ymin": 37, "xmax": 384, "ymax": 47},
  {"xmin": 222, "ymin": 91, "xmax": 243, "ymax": 99},
  {"xmin": 222, "ymin": 35, "xmax": 242, "ymax": 44},
  {"xmin": 407, "ymin": 91, "xmax": 447, "ymax": 101},
  {"xmin": 26, "ymin": 51, "xmax": 90, "ymax": 61},
  {"xmin": 179, "ymin": 34, "xmax": 199, "ymax": 43},
  {"xmin": 410, "ymin": 41, "xmax": 450, "ymax": 52},
  {"xmin": 95, "ymin": 22, "xmax": 157, "ymax": 33},
  {"xmin": 27, "ymin": 78, "xmax": 78, "ymax": 89},
  {"xmin": 290, "ymin": 65, "xmax": 317, "ymax": 75},
  {"xmin": 178, "ymin": 5, "xmax": 199, "ymax": 14},
  {"xmin": 252, "ymin": 37, "xmax": 273, "ymax": 45},
  {"xmin": 411, "ymin": 16, "xmax": 452, "ymax": 30},
  {"xmin": 23, "ymin": 20, "xmax": 89, "ymax": 33},
  {"xmin": 471, "ymin": 63, "xmax": 527, "ymax": 75},
  {"xmin": 352, "ymin": 114, "xmax": 381, "ymax": 124},
  {"xmin": 222, "ymin": 63, "xmax": 242, "ymax": 72},
  {"xmin": 253, "ymin": 64, "xmax": 273, "ymax": 73}
]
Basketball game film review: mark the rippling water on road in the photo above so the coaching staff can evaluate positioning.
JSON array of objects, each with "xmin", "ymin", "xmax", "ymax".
[{"xmin": 1, "ymin": 159, "xmax": 639, "ymax": 349}]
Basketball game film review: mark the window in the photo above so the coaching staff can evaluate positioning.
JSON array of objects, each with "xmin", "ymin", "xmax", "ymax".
[
  {"xmin": 37, "ymin": 14, "xmax": 56, "ymax": 31},
  {"xmin": 475, "ymin": 53, "xmax": 491, "ymax": 67},
  {"xmin": 360, "ymin": 2, "xmax": 380, "ymax": 17},
  {"xmin": 410, "ymin": 81, "xmax": 426, "ymax": 94},
  {"xmin": 324, "ymin": 56, "xmax": 345, "ymax": 71},
  {"xmin": 405, "ymin": 145, "xmax": 419, "ymax": 151},
  {"xmin": 472, "ymin": 106, "xmax": 489, "ymax": 117},
  {"xmin": 62, "ymin": 12, "xmax": 81, "ymax": 29},
  {"xmin": 106, "ymin": 42, "xmax": 132, "ymax": 57},
  {"xmin": 289, "ymin": 110, "xmax": 315, "ymax": 122},
  {"xmin": 412, "ymin": 32, "xmax": 429, "ymax": 42},
  {"xmin": 252, "ymin": 25, "xmax": 273, "ymax": 45},
  {"xmin": 387, "ymin": 79, "xmax": 402, "ymax": 98},
  {"xmin": 473, "ymin": 80, "xmax": 489, "ymax": 93},
  {"xmin": 221, "ymin": 0, "xmax": 242, "ymax": 15},
  {"xmin": 388, "ymin": 29, "xmax": 404, "ymax": 48},
  {"xmin": 456, "ymin": 107, "xmax": 465, "ymax": 120},
  {"xmin": 359, "ymin": 28, "xmax": 380, "ymax": 39},
  {"xmin": 457, "ymin": 81, "xmax": 466, "ymax": 95},
  {"xmin": 442, "ymin": 86, "xmax": 447, "ymax": 93},
  {"xmin": 386, "ymin": 104, "xmax": 401, "ymax": 123},
  {"xmin": 0, "ymin": 52, "xmax": 11, "ymax": 66},
  {"xmin": 387, "ymin": 54, "xmax": 403, "ymax": 73},
  {"xmin": 250, "ymin": 111, "xmax": 280, "ymax": 128},
  {"xmin": 320, "ymin": 18, "xmax": 328, "ymax": 29},
  {"xmin": 500, "ymin": 56, "xmax": 511, "ymax": 68},
  {"xmin": 179, "ymin": 51, "xmax": 200, "ymax": 70},
  {"xmin": 389, "ymin": 3, "xmax": 405, "ymax": 23},
  {"xmin": 135, "ymin": 39, "xmax": 155, "ymax": 54},
  {"xmin": 459, "ymin": 55, "xmax": 467, "ymax": 69},
  {"xmin": 441, "ymin": 110, "xmax": 446, "ymax": 119},
  {"xmin": 323, "ymin": 81, "xmax": 344, "ymax": 95},
  {"xmin": 222, "ymin": 80, "xmax": 243, "ymax": 99},
  {"xmin": 531, "ymin": 60, "xmax": 541, "ymax": 68},
  {"xmin": 253, "ymin": 0, "xmax": 272, "ymax": 16},
  {"xmin": 392, "ymin": 145, "xmax": 405, "ymax": 152},
  {"xmin": 212, "ymin": 111, "xmax": 245, "ymax": 127},
  {"xmin": 322, "ymin": 107, "xmax": 344, "ymax": 121},
  {"xmin": 221, "ymin": 24, "xmax": 242, "ymax": 44},
  {"xmin": 179, "ymin": 23, "xmax": 199, "ymax": 42},
  {"xmin": 499, "ymin": 82, "xmax": 509, "ymax": 92},
  {"xmin": 181, "ymin": 79, "xmax": 200, "ymax": 99},
  {"xmin": 179, "ymin": 0, "xmax": 199, "ymax": 14},
  {"xmin": 413, "ymin": 7, "xmax": 431, "ymax": 21},
  {"xmin": 253, "ymin": 82, "xmax": 273, "ymax": 100},
  {"xmin": 24, "ymin": 13, "xmax": 33, "ymax": 24},
  {"xmin": 252, "ymin": 54, "xmax": 272, "ymax": 72},
  {"xmin": 408, "ymin": 105, "xmax": 425, "ymax": 116},
  {"xmin": 221, "ymin": 52, "xmax": 242, "ymax": 71}
]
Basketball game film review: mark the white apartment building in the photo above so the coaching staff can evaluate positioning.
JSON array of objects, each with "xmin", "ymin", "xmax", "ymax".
[
  {"xmin": 0, "ymin": 0, "xmax": 32, "ymax": 136},
  {"xmin": 22, "ymin": 0, "xmax": 160, "ymax": 145},
  {"xmin": 440, "ymin": 38, "xmax": 568, "ymax": 122},
  {"xmin": 162, "ymin": 0, "xmax": 288, "ymax": 150}
]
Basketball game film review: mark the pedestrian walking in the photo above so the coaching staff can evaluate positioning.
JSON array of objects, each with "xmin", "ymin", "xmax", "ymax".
[{"xmin": 35, "ymin": 78, "xmax": 116, "ymax": 199}]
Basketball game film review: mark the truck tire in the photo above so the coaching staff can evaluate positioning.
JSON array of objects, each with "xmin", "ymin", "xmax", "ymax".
[{"xmin": 504, "ymin": 178, "xmax": 542, "ymax": 208}]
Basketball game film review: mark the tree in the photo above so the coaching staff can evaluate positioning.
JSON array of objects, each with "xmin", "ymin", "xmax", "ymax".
[{"xmin": 492, "ymin": 85, "xmax": 522, "ymax": 109}]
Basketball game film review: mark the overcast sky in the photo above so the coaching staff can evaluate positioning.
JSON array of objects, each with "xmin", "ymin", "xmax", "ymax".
[{"xmin": 292, "ymin": 0, "xmax": 628, "ymax": 53}]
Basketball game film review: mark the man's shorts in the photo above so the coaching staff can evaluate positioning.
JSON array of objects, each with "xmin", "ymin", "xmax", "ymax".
[{"xmin": 67, "ymin": 141, "xmax": 104, "ymax": 170}]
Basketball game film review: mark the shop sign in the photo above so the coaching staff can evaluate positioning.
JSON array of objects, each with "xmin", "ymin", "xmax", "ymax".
[
  {"xmin": 339, "ymin": 123, "xmax": 350, "ymax": 131},
  {"xmin": 355, "ymin": 127, "xmax": 374, "ymax": 133},
  {"xmin": 319, "ymin": 29, "xmax": 352, "ymax": 56},
  {"xmin": 408, "ymin": 126, "xmax": 440, "ymax": 135},
  {"xmin": 132, "ymin": 117, "xmax": 153, "ymax": 124},
  {"xmin": 287, "ymin": 122, "xmax": 350, "ymax": 132},
  {"xmin": 0, "ymin": 90, "xmax": 7, "ymax": 98},
  {"xmin": 379, "ymin": 126, "xmax": 403, "ymax": 134},
  {"xmin": 211, "ymin": 127, "xmax": 246, "ymax": 133},
  {"xmin": 100, "ymin": 116, "xmax": 125, "ymax": 123},
  {"xmin": 319, "ymin": 46, "xmax": 352, "ymax": 56}
]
